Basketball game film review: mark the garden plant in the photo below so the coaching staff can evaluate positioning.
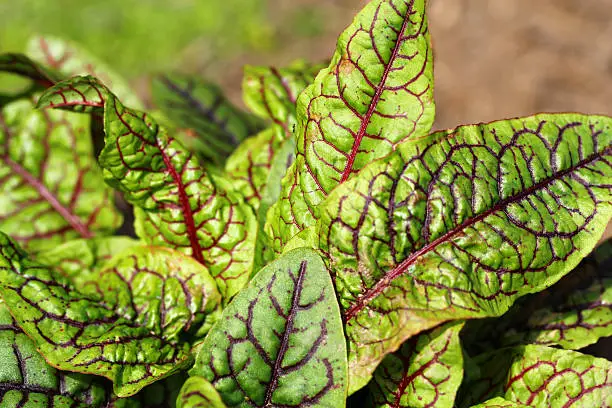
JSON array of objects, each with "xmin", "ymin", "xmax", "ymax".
[{"xmin": 0, "ymin": 0, "xmax": 610, "ymax": 407}]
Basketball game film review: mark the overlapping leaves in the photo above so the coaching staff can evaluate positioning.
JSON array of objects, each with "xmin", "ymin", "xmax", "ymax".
[
  {"xmin": 319, "ymin": 114, "xmax": 612, "ymax": 391},
  {"xmin": 186, "ymin": 248, "xmax": 347, "ymax": 407},
  {"xmin": 37, "ymin": 76, "xmax": 257, "ymax": 298},
  {"xmin": 267, "ymin": 0, "xmax": 435, "ymax": 249},
  {"xmin": 0, "ymin": 232, "xmax": 222, "ymax": 397}
]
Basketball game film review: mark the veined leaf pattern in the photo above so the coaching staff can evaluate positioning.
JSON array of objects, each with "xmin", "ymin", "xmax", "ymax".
[
  {"xmin": 151, "ymin": 73, "xmax": 261, "ymax": 165},
  {"xmin": 177, "ymin": 376, "xmax": 227, "ymax": 408},
  {"xmin": 242, "ymin": 61, "xmax": 323, "ymax": 137},
  {"xmin": 37, "ymin": 76, "xmax": 258, "ymax": 299},
  {"xmin": 0, "ymin": 53, "xmax": 60, "ymax": 88},
  {"xmin": 468, "ymin": 398, "xmax": 527, "ymax": 408},
  {"xmin": 459, "ymin": 345, "xmax": 612, "ymax": 407},
  {"xmin": 0, "ymin": 233, "xmax": 222, "ymax": 397},
  {"xmin": 0, "ymin": 301, "xmax": 111, "ymax": 407},
  {"xmin": 0, "ymin": 97, "xmax": 122, "ymax": 253},
  {"xmin": 27, "ymin": 35, "xmax": 141, "ymax": 108},
  {"xmin": 188, "ymin": 248, "xmax": 347, "ymax": 407},
  {"xmin": 268, "ymin": 0, "xmax": 435, "ymax": 248},
  {"xmin": 369, "ymin": 322, "xmax": 464, "ymax": 408},
  {"xmin": 318, "ymin": 114, "xmax": 612, "ymax": 391},
  {"xmin": 464, "ymin": 239, "xmax": 612, "ymax": 352}
]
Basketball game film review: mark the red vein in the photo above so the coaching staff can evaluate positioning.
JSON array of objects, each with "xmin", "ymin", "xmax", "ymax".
[
  {"xmin": 339, "ymin": 6, "xmax": 413, "ymax": 183},
  {"xmin": 3, "ymin": 157, "xmax": 93, "ymax": 239},
  {"xmin": 345, "ymin": 149, "xmax": 609, "ymax": 321},
  {"xmin": 160, "ymin": 150, "xmax": 205, "ymax": 265}
]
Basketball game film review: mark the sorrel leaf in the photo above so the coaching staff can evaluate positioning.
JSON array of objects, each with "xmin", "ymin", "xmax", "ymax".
[
  {"xmin": 468, "ymin": 398, "xmax": 527, "ymax": 408},
  {"xmin": 267, "ymin": 0, "xmax": 435, "ymax": 247},
  {"xmin": 187, "ymin": 248, "xmax": 347, "ymax": 407},
  {"xmin": 0, "ymin": 98, "xmax": 122, "ymax": 253},
  {"xmin": 0, "ymin": 53, "xmax": 60, "ymax": 88},
  {"xmin": 242, "ymin": 61, "xmax": 323, "ymax": 136},
  {"xmin": 177, "ymin": 377, "xmax": 226, "ymax": 408},
  {"xmin": 27, "ymin": 35, "xmax": 141, "ymax": 108},
  {"xmin": 464, "ymin": 239, "xmax": 612, "ymax": 352},
  {"xmin": 0, "ymin": 233, "xmax": 222, "ymax": 397},
  {"xmin": 318, "ymin": 113, "xmax": 612, "ymax": 391},
  {"xmin": 151, "ymin": 73, "xmax": 261, "ymax": 165},
  {"xmin": 0, "ymin": 301, "xmax": 111, "ymax": 407},
  {"xmin": 37, "ymin": 76, "xmax": 257, "ymax": 299},
  {"xmin": 459, "ymin": 345, "xmax": 612, "ymax": 407},
  {"xmin": 369, "ymin": 322, "xmax": 464, "ymax": 408}
]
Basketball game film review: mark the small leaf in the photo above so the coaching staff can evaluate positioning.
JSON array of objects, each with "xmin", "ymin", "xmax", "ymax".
[
  {"xmin": 0, "ymin": 53, "xmax": 60, "ymax": 88},
  {"xmin": 268, "ymin": 0, "xmax": 435, "ymax": 246},
  {"xmin": 177, "ymin": 376, "xmax": 227, "ymax": 408},
  {"xmin": 0, "ymin": 301, "xmax": 111, "ymax": 407},
  {"xmin": 318, "ymin": 114, "xmax": 612, "ymax": 391},
  {"xmin": 242, "ymin": 61, "xmax": 323, "ymax": 136},
  {"xmin": 151, "ymin": 74, "xmax": 262, "ymax": 165},
  {"xmin": 464, "ymin": 239, "xmax": 612, "ymax": 352},
  {"xmin": 0, "ymin": 233, "xmax": 222, "ymax": 397},
  {"xmin": 38, "ymin": 76, "xmax": 257, "ymax": 299},
  {"xmin": 0, "ymin": 97, "xmax": 122, "ymax": 253},
  {"xmin": 112, "ymin": 373, "xmax": 187, "ymax": 408},
  {"xmin": 468, "ymin": 398, "xmax": 527, "ymax": 408},
  {"xmin": 369, "ymin": 322, "xmax": 464, "ymax": 408},
  {"xmin": 459, "ymin": 345, "xmax": 612, "ymax": 407},
  {"xmin": 27, "ymin": 35, "xmax": 141, "ymax": 108},
  {"xmin": 188, "ymin": 248, "xmax": 347, "ymax": 407}
]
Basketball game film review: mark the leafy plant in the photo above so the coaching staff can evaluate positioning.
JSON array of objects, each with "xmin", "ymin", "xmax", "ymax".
[{"xmin": 0, "ymin": 0, "xmax": 610, "ymax": 407}]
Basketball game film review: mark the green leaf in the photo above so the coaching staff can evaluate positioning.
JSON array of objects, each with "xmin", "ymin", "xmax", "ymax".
[
  {"xmin": 268, "ymin": 0, "xmax": 435, "ymax": 247},
  {"xmin": 242, "ymin": 60, "xmax": 323, "ymax": 136},
  {"xmin": 112, "ymin": 373, "xmax": 186, "ymax": 408},
  {"xmin": 464, "ymin": 239, "xmax": 612, "ymax": 353},
  {"xmin": 460, "ymin": 345, "xmax": 612, "ymax": 407},
  {"xmin": 0, "ymin": 97, "xmax": 122, "ymax": 253},
  {"xmin": 188, "ymin": 248, "xmax": 347, "ymax": 407},
  {"xmin": 177, "ymin": 376, "xmax": 227, "ymax": 408},
  {"xmin": 468, "ymin": 398, "xmax": 527, "ymax": 408},
  {"xmin": 0, "ymin": 301, "xmax": 111, "ymax": 407},
  {"xmin": 0, "ymin": 53, "xmax": 60, "ymax": 88},
  {"xmin": 27, "ymin": 35, "xmax": 141, "ymax": 108},
  {"xmin": 151, "ymin": 73, "xmax": 262, "ymax": 165},
  {"xmin": 0, "ymin": 232, "xmax": 222, "ymax": 397},
  {"xmin": 318, "ymin": 113, "xmax": 612, "ymax": 392},
  {"xmin": 369, "ymin": 322, "xmax": 464, "ymax": 408},
  {"xmin": 37, "ymin": 76, "xmax": 258, "ymax": 299}
]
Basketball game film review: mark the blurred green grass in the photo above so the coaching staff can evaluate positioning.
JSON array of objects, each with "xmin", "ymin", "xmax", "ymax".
[{"xmin": 0, "ymin": 0, "xmax": 276, "ymax": 78}]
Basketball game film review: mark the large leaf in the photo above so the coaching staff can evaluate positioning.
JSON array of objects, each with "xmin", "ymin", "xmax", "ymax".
[
  {"xmin": 0, "ymin": 301, "xmax": 111, "ymax": 407},
  {"xmin": 37, "ymin": 76, "xmax": 258, "ymax": 299},
  {"xmin": 267, "ymin": 0, "xmax": 435, "ymax": 247},
  {"xmin": 459, "ymin": 345, "xmax": 612, "ymax": 407},
  {"xmin": 27, "ymin": 35, "xmax": 141, "ymax": 108},
  {"xmin": 242, "ymin": 61, "xmax": 323, "ymax": 136},
  {"xmin": 177, "ymin": 376, "xmax": 227, "ymax": 408},
  {"xmin": 151, "ymin": 73, "xmax": 261, "ymax": 165},
  {"xmin": 0, "ymin": 232, "xmax": 222, "ymax": 397},
  {"xmin": 0, "ymin": 53, "xmax": 60, "ymax": 88},
  {"xmin": 187, "ymin": 248, "xmax": 347, "ymax": 407},
  {"xmin": 464, "ymin": 239, "xmax": 612, "ymax": 353},
  {"xmin": 318, "ymin": 114, "xmax": 612, "ymax": 391},
  {"xmin": 368, "ymin": 322, "xmax": 463, "ymax": 408},
  {"xmin": 0, "ymin": 97, "xmax": 122, "ymax": 253}
]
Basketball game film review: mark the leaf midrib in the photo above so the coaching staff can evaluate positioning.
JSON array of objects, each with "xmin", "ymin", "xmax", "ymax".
[{"xmin": 345, "ymin": 147, "xmax": 610, "ymax": 321}]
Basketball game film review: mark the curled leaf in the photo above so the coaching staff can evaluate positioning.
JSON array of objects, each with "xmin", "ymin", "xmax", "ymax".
[
  {"xmin": 318, "ymin": 114, "xmax": 612, "ymax": 391},
  {"xmin": 369, "ymin": 322, "xmax": 464, "ymax": 408},
  {"xmin": 188, "ymin": 248, "xmax": 347, "ymax": 407},
  {"xmin": 0, "ymin": 97, "xmax": 122, "ymax": 253},
  {"xmin": 37, "ymin": 76, "xmax": 257, "ymax": 299},
  {"xmin": 0, "ymin": 53, "xmax": 60, "ymax": 89},
  {"xmin": 0, "ymin": 233, "xmax": 222, "ymax": 397},
  {"xmin": 177, "ymin": 376, "xmax": 227, "ymax": 408}
]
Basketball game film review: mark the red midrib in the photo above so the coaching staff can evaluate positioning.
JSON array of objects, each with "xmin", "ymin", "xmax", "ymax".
[
  {"xmin": 3, "ymin": 157, "xmax": 92, "ymax": 239},
  {"xmin": 339, "ymin": 8, "xmax": 412, "ymax": 183},
  {"xmin": 160, "ymin": 150, "xmax": 205, "ymax": 265},
  {"xmin": 344, "ymin": 148, "xmax": 609, "ymax": 321}
]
